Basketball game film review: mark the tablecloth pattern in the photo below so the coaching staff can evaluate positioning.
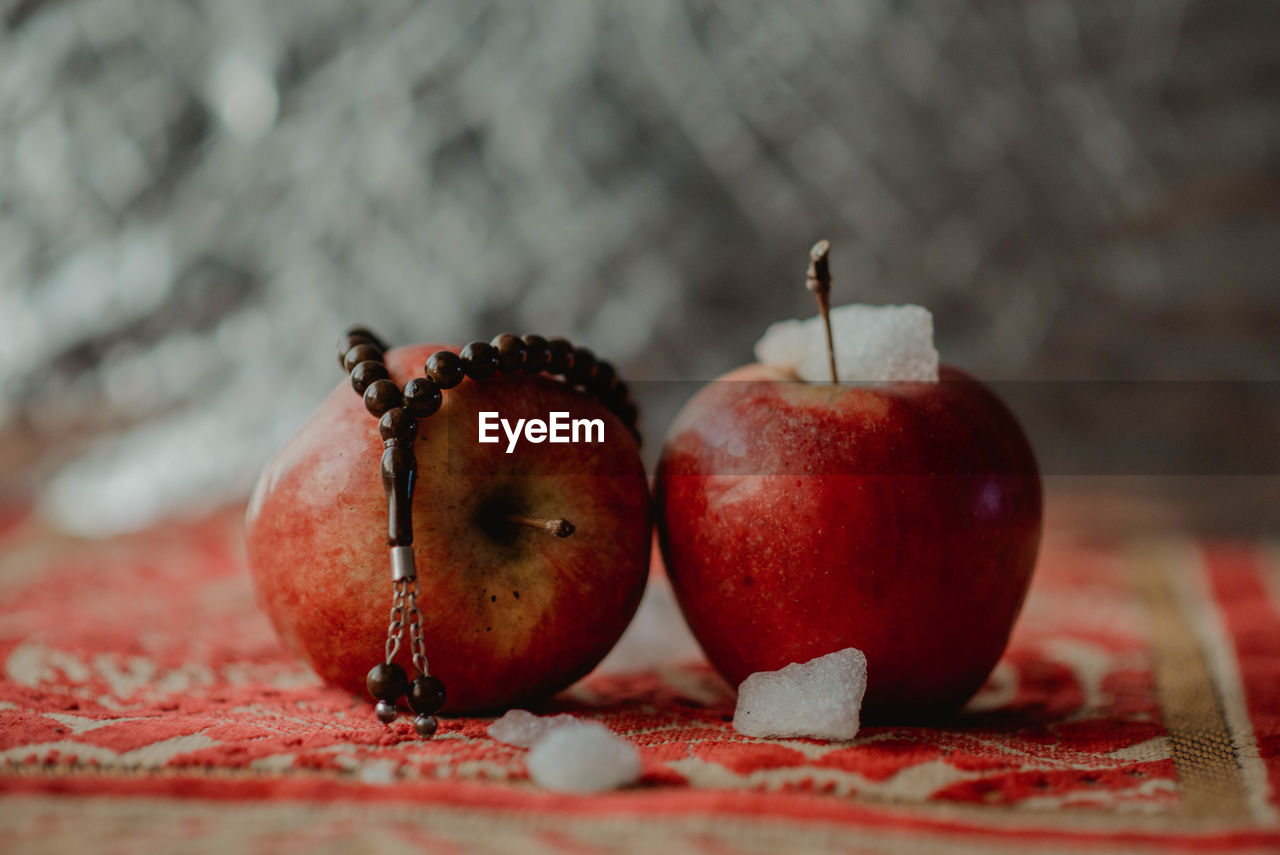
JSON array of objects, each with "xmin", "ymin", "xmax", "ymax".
[{"xmin": 2, "ymin": 509, "xmax": 1278, "ymax": 853}]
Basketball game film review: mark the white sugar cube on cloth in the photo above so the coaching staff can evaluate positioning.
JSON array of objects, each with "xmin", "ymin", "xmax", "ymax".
[
  {"xmin": 526, "ymin": 722, "xmax": 642, "ymax": 793},
  {"xmin": 487, "ymin": 709, "xmax": 583, "ymax": 748},
  {"xmin": 489, "ymin": 710, "xmax": 642, "ymax": 793},
  {"xmin": 733, "ymin": 647, "xmax": 868, "ymax": 741},
  {"xmin": 755, "ymin": 304, "xmax": 939, "ymax": 383}
]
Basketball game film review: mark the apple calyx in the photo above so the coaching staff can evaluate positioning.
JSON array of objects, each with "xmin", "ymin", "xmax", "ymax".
[
  {"xmin": 804, "ymin": 239, "xmax": 838, "ymax": 385},
  {"xmin": 504, "ymin": 514, "xmax": 576, "ymax": 538}
]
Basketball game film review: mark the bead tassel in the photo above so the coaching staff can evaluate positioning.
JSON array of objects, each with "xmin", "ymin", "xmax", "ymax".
[{"xmin": 338, "ymin": 332, "xmax": 642, "ymax": 736}]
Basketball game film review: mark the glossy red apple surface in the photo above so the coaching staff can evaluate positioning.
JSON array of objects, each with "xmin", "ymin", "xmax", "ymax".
[
  {"xmin": 246, "ymin": 345, "xmax": 650, "ymax": 713},
  {"xmin": 656, "ymin": 363, "xmax": 1041, "ymax": 720}
]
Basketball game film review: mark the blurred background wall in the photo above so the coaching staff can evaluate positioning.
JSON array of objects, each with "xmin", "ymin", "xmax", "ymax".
[{"xmin": 0, "ymin": 0, "xmax": 1276, "ymax": 535}]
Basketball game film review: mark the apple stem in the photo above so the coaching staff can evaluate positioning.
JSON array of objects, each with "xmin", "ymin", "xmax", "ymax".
[
  {"xmin": 806, "ymin": 239, "xmax": 838, "ymax": 385},
  {"xmin": 504, "ymin": 514, "xmax": 576, "ymax": 538}
]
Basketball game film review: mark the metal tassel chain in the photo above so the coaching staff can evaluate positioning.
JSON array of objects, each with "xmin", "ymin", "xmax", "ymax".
[
  {"xmin": 381, "ymin": 577, "xmax": 428, "ymax": 676},
  {"xmin": 383, "ymin": 578, "xmax": 408, "ymax": 664},
  {"xmin": 405, "ymin": 577, "xmax": 428, "ymax": 676}
]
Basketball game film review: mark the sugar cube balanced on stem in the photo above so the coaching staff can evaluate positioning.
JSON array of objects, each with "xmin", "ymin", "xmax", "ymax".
[{"xmin": 656, "ymin": 240, "xmax": 1043, "ymax": 726}]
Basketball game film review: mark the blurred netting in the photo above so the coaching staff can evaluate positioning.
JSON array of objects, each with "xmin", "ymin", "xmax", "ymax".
[{"xmin": 0, "ymin": 0, "xmax": 1277, "ymax": 533}]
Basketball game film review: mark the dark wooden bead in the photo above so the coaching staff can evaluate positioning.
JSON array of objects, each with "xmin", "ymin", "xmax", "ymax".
[
  {"xmin": 367, "ymin": 662, "xmax": 408, "ymax": 701},
  {"xmin": 364, "ymin": 379, "xmax": 402, "ymax": 416},
  {"xmin": 407, "ymin": 675, "xmax": 447, "ymax": 715},
  {"xmin": 546, "ymin": 338, "xmax": 574, "ymax": 375},
  {"xmin": 460, "ymin": 341, "xmax": 498, "ymax": 380},
  {"xmin": 345, "ymin": 325, "xmax": 389, "ymax": 351},
  {"xmin": 491, "ymin": 333, "xmax": 526, "ymax": 374},
  {"xmin": 403, "ymin": 378, "xmax": 442, "ymax": 418},
  {"xmin": 344, "ymin": 343, "xmax": 384, "ymax": 374},
  {"xmin": 618, "ymin": 400, "xmax": 639, "ymax": 427},
  {"xmin": 337, "ymin": 333, "xmax": 375, "ymax": 367},
  {"xmin": 375, "ymin": 701, "xmax": 398, "ymax": 724},
  {"xmin": 603, "ymin": 379, "xmax": 630, "ymax": 412},
  {"xmin": 413, "ymin": 715, "xmax": 438, "ymax": 737},
  {"xmin": 378, "ymin": 408, "xmax": 417, "ymax": 442},
  {"xmin": 522, "ymin": 334, "xmax": 551, "ymax": 374},
  {"xmin": 350, "ymin": 360, "xmax": 389, "ymax": 394},
  {"xmin": 566, "ymin": 347, "xmax": 596, "ymax": 386},
  {"xmin": 424, "ymin": 351, "xmax": 464, "ymax": 389},
  {"xmin": 587, "ymin": 360, "xmax": 616, "ymax": 397}
]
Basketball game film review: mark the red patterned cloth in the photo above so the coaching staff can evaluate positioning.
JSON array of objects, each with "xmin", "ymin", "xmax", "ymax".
[{"xmin": 2, "ymin": 508, "xmax": 1279, "ymax": 852}]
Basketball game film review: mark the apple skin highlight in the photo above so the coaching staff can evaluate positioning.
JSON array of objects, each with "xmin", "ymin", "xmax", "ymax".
[
  {"xmin": 245, "ymin": 344, "xmax": 651, "ymax": 714},
  {"xmin": 656, "ymin": 363, "xmax": 1041, "ymax": 722}
]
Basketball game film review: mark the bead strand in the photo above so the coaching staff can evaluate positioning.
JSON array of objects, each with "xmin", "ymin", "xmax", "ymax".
[
  {"xmin": 335, "ymin": 327, "xmax": 641, "ymax": 736},
  {"xmin": 341, "ymin": 331, "xmax": 640, "ymax": 446}
]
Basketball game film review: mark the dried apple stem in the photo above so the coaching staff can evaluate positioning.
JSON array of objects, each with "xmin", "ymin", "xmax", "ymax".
[
  {"xmin": 806, "ymin": 239, "xmax": 838, "ymax": 385},
  {"xmin": 505, "ymin": 514, "xmax": 576, "ymax": 538}
]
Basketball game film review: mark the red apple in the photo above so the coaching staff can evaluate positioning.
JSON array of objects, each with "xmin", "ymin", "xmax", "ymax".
[
  {"xmin": 656, "ymin": 363, "xmax": 1041, "ymax": 721},
  {"xmin": 245, "ymin": 344, "xmax": 650, "ymax": 713}
]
